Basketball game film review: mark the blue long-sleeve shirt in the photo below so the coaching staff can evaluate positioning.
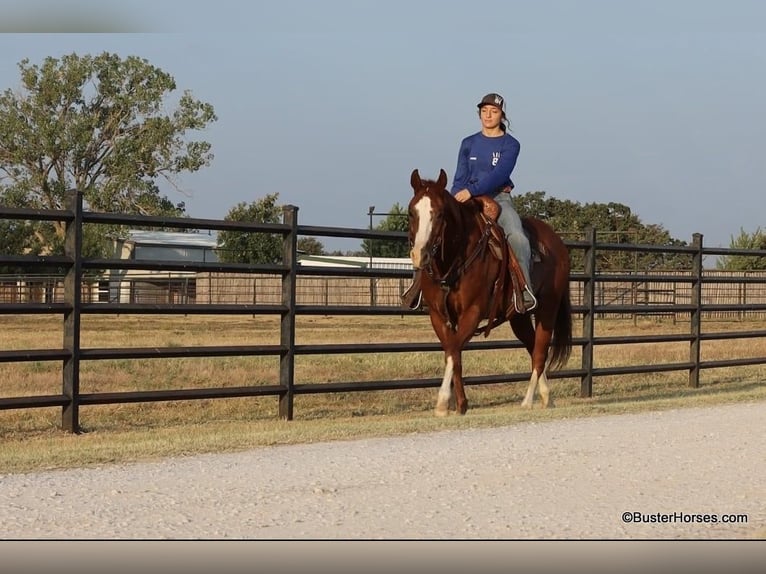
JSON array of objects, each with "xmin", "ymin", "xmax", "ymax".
[{"xmin": 450, "ymin": 131, "xmax": 521, "ymax": 197}]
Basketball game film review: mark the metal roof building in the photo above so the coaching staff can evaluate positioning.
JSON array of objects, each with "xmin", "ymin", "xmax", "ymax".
[
  {"xmin": 115, "ymin": 230, "xmax": 219, "ymax": 263},
  {"xmin": 297, "ymin": 255, "xmax": 413, "ymax": 270}
]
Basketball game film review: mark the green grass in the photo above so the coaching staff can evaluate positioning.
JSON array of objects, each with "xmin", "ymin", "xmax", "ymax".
[{"xmin": 1, "ymin": 314, "xmax": 765, "ymax": 474}]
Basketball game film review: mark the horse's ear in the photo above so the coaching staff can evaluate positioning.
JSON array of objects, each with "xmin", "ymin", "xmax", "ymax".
[
  {"xmin": 437, "ymin": 169, "xmax": 448, "ymax": 190},
  {"xmin": 410, "ymin": 169, "xmax": 422, "ymax": 194}
]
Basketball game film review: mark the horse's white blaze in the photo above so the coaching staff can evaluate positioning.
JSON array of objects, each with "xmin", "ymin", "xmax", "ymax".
[
  {"xmin": 435, "ymin": 355, "xmax": 454, "ymax": 411},
  {"xmin": 410, "ymin": 196, "xmax": 433, "ymax": 268}
]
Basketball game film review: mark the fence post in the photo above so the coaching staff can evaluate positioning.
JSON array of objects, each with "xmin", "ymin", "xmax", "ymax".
[
  {"xmin": 580, "ymin": 227, "xmax": 597, "ymax": 397},
  {"xmin": 62, "ymin": 190, "xmax": 83, "ymax": 433},
  {"xmin": 689, "ymin": 233, "xmax": 703, "ymax": 388},
  {"xmin": 739, "ymin": 275, "xmax": 746, "ymax": 322},
  {"xmin": 279, "ymin": 205, "xmax": 299, "ymax": 420}
]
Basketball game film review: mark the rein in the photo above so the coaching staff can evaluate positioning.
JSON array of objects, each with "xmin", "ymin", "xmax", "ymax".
[{"xmin": 425, "ymin": 215, "xmax": 493, "ymax": 289}]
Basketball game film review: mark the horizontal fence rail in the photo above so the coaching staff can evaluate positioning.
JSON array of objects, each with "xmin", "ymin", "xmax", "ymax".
[{"xmin": 2, "ymin": 192, "xmax": 766, "ymax": 432}]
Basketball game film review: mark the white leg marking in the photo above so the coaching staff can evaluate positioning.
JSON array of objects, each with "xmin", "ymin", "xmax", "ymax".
[
  {"xmin": 538, "ymin": 370, "xmax": 553, "ymax": 408},
  {"xmin": 410, "ymin": 197, "xmax": 433, "ymax": 268},
  {"xmin": 435, "ymin": 355, "xmax": 453, "ymax": 416},
  {"xmin": 521, "ymin": 368, "xmax": 539, "ymax": 408}
]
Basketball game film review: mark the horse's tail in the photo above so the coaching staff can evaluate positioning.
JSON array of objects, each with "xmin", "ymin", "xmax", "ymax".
[{"xmin": 548, "ymin": 279, "xmax": 572, "ymax": 371}]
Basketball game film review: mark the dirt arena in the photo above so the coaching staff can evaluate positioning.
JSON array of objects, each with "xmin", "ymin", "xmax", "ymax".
[{"xmin": 1, "ymin": 401, "xmax": 764, "ymax": 539}]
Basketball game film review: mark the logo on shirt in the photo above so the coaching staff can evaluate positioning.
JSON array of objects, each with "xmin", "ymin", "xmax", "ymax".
[{"xmin": 492, "ymin": 152, "xmax": 500, "ymax": 167}]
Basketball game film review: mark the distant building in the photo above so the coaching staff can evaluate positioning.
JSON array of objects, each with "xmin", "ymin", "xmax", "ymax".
[
  {"xmin": 114, "ymin": 230, "xmax": 219, "ymax": 263},
  {"xmin": 102, "ymin": 236, "xmax": 413, "ymax": 304},
  {"xmin": 106, "ymin": 230, "xmax": 219, "ymax": 303},
  {"xmin": 297, "ymin": 255, "xmax": 413, "ymax": 270}
]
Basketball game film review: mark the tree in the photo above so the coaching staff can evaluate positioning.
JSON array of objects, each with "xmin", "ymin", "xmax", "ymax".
[
  {"xmin": 326, "ymin": 249, "xmax": 364, "ymax": 256},
  {"xmin": 217, "ymin": 194, "xmax": 283, "ymax": 264},
  {"xmin": 0, "ymin": 220, "xmax": 31, "ymax": 274},
  {"xmin": 716, "ymin": 228, "xmax": 766, "ymax": 271},
  {"xmin": 297, "ymin": 236, "xmax": 325, "ymax": 255},
  {"xmin": 362, "ymin": 203, "xmax": 409, "ymax": 258},
  {"xmin": 0, "ymin": 52, "xmax": 217, "ymax": 258},
  {"xmin": 512, "ymin": 191, "xmax": 690, "ymax": 271}
]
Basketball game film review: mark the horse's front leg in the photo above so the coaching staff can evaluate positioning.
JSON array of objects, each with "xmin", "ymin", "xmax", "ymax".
[
  {"xmin": 435, "ymin": 349, "xmax": 455, "ymax": 417},
  {"xmin": 434, "ymin": 347, "xmax": 468, "ymax": 416},
  {"xmin": 451, "ymin": 303, "xmax": 485, "ymax": 415},
  {"xmin": 431, "ymin": 311, "xmax": 462, "ymax": 416},
  {"xmin": 451, "ymin": 349, "xmax": 468, "ymax": 415},
  {"xmin": 433, "ymin": 309, "xmax": 480, "ymax": 416}
]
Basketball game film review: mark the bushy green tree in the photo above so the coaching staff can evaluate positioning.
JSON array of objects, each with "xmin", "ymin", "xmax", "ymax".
[
  {"xmin": 0, "ymin": 220, "xmax": 30, "ymax": 273},
  {"xmin": 362, "ymin": 203, "xmax": 408, "ymax": 258},
  {"xmin": 217, "ymin": 194, "xmax": 283, "ymax": 264},
  {"xmin": 297, "ymin": 236, "xmax": 325, "ymax": 255},
  {"xmin": 716, "ymin": 228, "xmax": 766, "ymax": 270},
  {"xmin": 512, "ymin": 191, "xmax": 690, "ymax": 271},
  {"xmin": 0, "ymin": 52, "xmax": 217, "ymax": 258}
]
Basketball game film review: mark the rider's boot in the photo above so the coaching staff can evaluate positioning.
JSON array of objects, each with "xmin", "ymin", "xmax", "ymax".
[{"xmin": 508, "ymin": 238, "xmax": 537, "ymax": 314}]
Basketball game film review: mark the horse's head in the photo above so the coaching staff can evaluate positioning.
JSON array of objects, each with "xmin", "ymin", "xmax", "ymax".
[{"xmin": 407, "ymin": 168, "xmax": 450, "ymax": 270}]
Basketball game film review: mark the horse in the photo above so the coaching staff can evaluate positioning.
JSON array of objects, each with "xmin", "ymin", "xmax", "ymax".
[{"xmin": 407, "ymin": 168, "xmax": 572, "ymax": 416}]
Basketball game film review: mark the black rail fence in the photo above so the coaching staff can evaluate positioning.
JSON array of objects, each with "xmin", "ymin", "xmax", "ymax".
[{"xmin": 2, "ymin": 191, "xmax": 766, "ymax": 432}]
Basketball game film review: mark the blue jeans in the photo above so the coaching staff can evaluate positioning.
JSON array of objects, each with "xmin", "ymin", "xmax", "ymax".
[{"xmin": 494, "ymin": 192, "xmax": 532, "ymax": 289}]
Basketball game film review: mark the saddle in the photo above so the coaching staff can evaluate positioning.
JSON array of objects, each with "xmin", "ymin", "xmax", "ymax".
[{"xmin": 472, "ymin": 195, "xmax": 530, "ymax": 320}]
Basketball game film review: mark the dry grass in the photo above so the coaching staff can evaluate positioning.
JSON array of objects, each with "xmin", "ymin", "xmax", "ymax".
[{"xmin": 1, "ymin": 313, "xmax": 765, "ymax": 474}]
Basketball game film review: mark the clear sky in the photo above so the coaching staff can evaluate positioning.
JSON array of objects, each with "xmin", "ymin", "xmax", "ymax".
[{"xmin": 1, "ymin": 0, "xmax": 765, "ymax": 253}]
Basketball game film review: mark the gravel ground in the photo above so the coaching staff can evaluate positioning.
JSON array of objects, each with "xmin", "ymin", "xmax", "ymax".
[{"xmin": 1, "ymin": 401, "xmax": 764, "ymax": 539}]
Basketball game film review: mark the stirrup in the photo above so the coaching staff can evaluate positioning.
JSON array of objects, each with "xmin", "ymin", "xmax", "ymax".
[
  {"xmin": 400, "ymin": 285, "xmax": 423, "ymax": 310},
  {"xmin": 411, "ymin": 290, "xmax": 423, "ymax": 310},
  {"xmin": 513, "ymin": 286, "xmax": 538, "ymax": 314}
]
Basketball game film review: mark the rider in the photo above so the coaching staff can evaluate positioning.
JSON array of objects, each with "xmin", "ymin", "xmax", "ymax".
[
  {"xmin": 452, "ymin": 92, "xmax": 536, "ymax": 312},
  {"xmin": 402, "ymin": 92, "xmax": 537, "ymax": 312}
]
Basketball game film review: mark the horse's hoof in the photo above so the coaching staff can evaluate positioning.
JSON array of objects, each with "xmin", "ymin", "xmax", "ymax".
[
  {"xmin": 520, "ymin": 401, "xmax": 533, "ymax": 409},
  {"xmin": 434, "ymin": 407, "xmax": 449, "ymax": 417}
]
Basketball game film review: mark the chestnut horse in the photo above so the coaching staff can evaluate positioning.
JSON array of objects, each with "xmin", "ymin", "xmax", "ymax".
[{"xmin": 407, "ymin": 169, "xmax": 572, "ymax": 416}]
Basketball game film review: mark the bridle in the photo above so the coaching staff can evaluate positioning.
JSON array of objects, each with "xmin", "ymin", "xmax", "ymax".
[{"xmin": 412, "ymin": 189, "xmax": 494, "ymax": 290}]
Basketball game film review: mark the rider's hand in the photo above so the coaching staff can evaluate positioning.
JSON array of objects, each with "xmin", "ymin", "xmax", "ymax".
[{"xmin": 454, "ymin": 189, "xmax": 471, "ymax": 203}]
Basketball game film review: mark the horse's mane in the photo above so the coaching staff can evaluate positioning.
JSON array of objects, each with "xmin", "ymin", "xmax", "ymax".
[{"xmin": 418, "ymin": 179, "xmax": 482, "ymax": 218}]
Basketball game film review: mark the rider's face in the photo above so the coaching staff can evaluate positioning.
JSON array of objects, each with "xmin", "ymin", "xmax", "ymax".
[{"xmin": 479, "ymin": 105, "xmax": 503, "ymax": 130}]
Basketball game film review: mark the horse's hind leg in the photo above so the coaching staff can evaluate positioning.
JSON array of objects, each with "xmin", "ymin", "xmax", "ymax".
[
  {"xmin": 510, "ymin": 314, "xmax": 544, "ymax": 408},
  {"xmin": 526, "ymin": 317, "xmax": 556, "ymax": 408},
  {"xmin": 521, "ymin": 359, "xmax": 556, "ymax": 408},
  {"xmin": 537, "ymin": 370, "xmax": 554, "ymax": 408},
  {"xmin": 516, "ymin": 366, "xmax": 536, "ymax": 408},
  {"xmin": 532, "ymin": 316, "xmax": 557, "ymax": 408}
]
